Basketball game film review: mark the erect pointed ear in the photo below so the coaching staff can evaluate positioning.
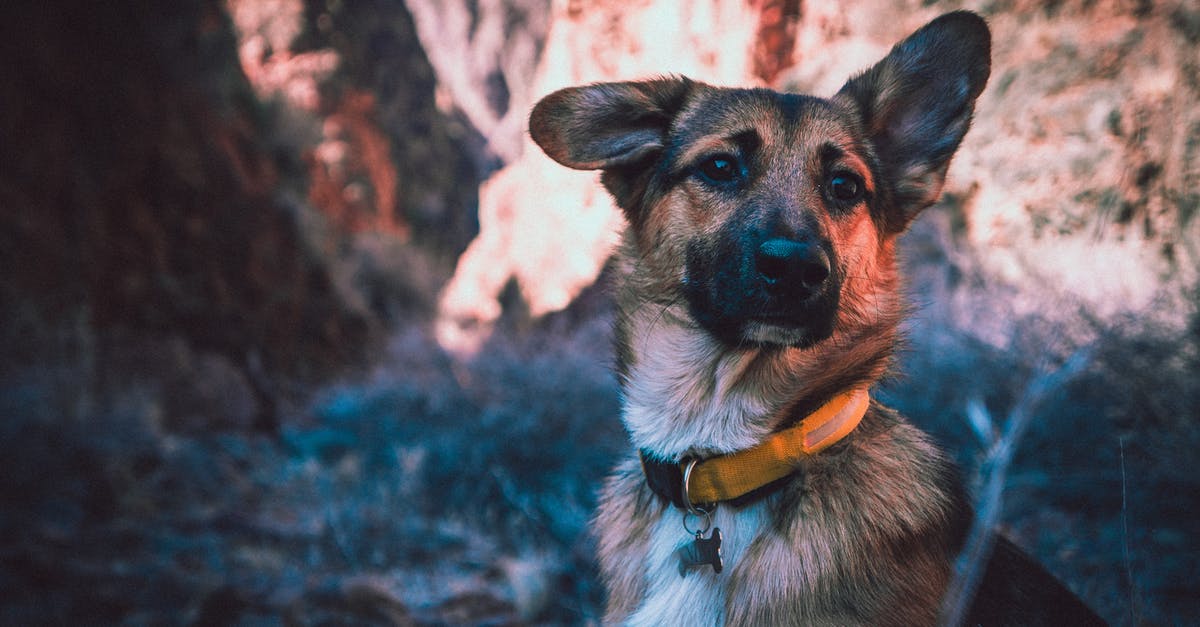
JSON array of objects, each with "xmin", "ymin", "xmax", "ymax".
[
  {"xmin": 835, "ymin": 11, "xmax": 990, "ymax": 231},
  {"xmin": 529, "ymin": 77, "xmax": 694, "ymax": 171}
]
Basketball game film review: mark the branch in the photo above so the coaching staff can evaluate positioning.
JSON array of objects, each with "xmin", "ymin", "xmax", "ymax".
[{"xmin": 938, "ymin": 348, "xmax": 1093, "ymax": 626}]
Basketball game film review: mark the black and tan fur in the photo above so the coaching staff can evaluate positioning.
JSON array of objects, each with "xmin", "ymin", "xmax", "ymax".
[{"xmin": 530, "ymin": 11, "xmax": 1103, "ymax": 626}]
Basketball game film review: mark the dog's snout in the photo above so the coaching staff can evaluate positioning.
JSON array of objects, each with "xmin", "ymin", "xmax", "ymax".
[{"xmin": 756, "ymin": 238, "xmax": 830, "ymax": 291}]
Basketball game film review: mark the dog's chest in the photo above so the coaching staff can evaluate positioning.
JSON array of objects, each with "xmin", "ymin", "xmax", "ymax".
[
  {"xmin": 625, "ymin": 503, "xmax": 768, "ymax": 626},
  {"xmin": 620, "ymin": 320, "xmax": 793, "ymax": 458}
]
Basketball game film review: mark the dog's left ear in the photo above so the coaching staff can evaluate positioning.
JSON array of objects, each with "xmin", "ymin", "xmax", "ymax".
[
  {"xmin": 529, "ymin": 77, "xmax": 695, "ymax": 213},
  {"xmin": 835, "ymin": 11, "xmax": 990, "ymax": 231},
  {"xmin": 529, "ymin": 77, "xmax": 693, "ymax": 170}
]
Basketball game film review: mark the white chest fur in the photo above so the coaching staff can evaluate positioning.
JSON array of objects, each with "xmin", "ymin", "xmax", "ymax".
[
  {"xmin": 620, "ymin": 310, "xmax": 801, "ymax": 459},
  {"xmin": 626, "ymin": 503, "xmax": 768, "ymax": 626}
]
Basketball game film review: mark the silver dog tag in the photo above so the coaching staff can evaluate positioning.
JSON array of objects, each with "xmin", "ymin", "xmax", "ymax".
[{"xmin": 677, "ymin": 527, "xmax": 723, "ymax": 575}]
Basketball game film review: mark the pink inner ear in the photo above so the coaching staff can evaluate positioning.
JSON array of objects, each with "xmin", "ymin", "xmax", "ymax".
[
  {"xmin": 530, "ymin": 78, "xmax": 697, "ymax": 171},
  {"xmin": 581, "ymin": 129, "xmax": 666, "ymax": 170}
]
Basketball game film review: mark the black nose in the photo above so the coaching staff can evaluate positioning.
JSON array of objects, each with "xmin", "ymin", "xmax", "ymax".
[{"xmin": 756, "ymin": 238, "xmax": 830, "ymax": 291}]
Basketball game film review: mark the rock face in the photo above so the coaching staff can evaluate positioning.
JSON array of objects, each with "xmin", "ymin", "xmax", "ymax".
[
  {"xmin": 0, "ymin": 0, "xmax": 481, "ymax": 428},
  {"xmin": 10, "ymin": 0, "xmax": 1190, "ymax": 418},
  {"xmin": 0, "ymin": 1, "xmax": 374, "ymax": 430},
  {"xmin": 428, "ymin": 0, "xmax": 1199, "ymax": 352},
  {"xmin": 918, "ymin": 0, "xmax": 1198, "ymax": 330}
]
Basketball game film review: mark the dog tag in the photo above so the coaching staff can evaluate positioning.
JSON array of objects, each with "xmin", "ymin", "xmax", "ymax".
[{"xmin": 677, "ymin": 527, "xmax": 723, "ymax": 575}]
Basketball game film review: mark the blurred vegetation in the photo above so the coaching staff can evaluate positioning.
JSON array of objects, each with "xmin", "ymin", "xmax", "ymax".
[{"xmin": 0, "ymin": 287, "xmax": 622, "ymax": 623}]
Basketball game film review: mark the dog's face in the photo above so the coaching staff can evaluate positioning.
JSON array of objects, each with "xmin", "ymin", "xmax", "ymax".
[
  {"xmin": 531, "ymin": 12, "xmax": 990, "ymax": 350},
  {"xmin": 638, "ymin": 90, "xmax": 873, "ymax": 348}
]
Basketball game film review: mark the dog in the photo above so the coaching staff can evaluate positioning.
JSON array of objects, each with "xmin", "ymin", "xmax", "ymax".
[{"xmin": 530, "ymin": 11, "xmax": 1104, "ymax": 626}]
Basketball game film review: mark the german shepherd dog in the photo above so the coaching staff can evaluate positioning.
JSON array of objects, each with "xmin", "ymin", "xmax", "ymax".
[{"xmin": 531, "ymin": 11, "xmax": 1103, "ymax": 626}]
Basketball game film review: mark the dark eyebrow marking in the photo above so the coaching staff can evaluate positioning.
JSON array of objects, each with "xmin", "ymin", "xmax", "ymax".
[
  {"xmin": 730, "ymin": 129, "xmax": 762, "ymax": 157},
  {"xmin": 819, "ymin": 142, "xmax": 845, "ymax": 165},
  {"xmin": 664, "ymin": 128, "xmax": 763, "ymax": 180}
]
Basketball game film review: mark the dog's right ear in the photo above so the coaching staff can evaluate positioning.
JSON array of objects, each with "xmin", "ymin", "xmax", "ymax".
[
  {"xmin": 529, "ymin": 77, "xmax": 693, "ymax": 172},
  {"xmin": 834, "ymin": 11, "xmax": 990, "ymax": 232}
]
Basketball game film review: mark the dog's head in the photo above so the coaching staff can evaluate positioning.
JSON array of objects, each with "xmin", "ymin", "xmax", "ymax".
[{"xmin": 530, "ymin": 12, "xmax": 990, "ymax": 350}]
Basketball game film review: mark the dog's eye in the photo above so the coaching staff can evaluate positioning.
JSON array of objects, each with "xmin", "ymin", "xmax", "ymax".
[
  {"xmin": 697, "ymin": 154, "xmax": 741, "ymax": 184},
  {"xmin": 828, "ymin": 173, "xmax": 864, "ymax": 203}
]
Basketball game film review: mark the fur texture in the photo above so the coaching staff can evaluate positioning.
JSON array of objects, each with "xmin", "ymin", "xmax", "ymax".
[{"xmin": 530, "ymin": 11, "xmax": 1103, "ymax": 626}]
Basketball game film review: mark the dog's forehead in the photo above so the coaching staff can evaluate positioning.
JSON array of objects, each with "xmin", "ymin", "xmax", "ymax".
[{"xmin": 670, "ymin": 87, "xmax": 854, "ymax": 152}]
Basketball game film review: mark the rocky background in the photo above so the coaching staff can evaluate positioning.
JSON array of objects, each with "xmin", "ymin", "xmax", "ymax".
[{"xmin": 1, "ymin": 0, "xmax": 1197, "ymax": 624}]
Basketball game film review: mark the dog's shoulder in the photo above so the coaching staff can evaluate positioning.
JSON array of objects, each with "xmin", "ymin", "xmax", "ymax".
[
  {"xmin": 847, "ymin": 407, "xmax": 1106, "ymax": 626},
  {"xmin": 801, "ymin": 402, "xmax": 969, "ymax": 529},
  {"xmin": 835, "ymin": 407, "xmax": 1106, "ymax": 624}
]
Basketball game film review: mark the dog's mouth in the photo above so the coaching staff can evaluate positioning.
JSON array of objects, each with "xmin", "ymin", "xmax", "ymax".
[
  {"xmin": 685, "ymin": 290, "xmax": 840, "ymax": 349},
  {"xmin": 748, "ymin": 304, "xmax": 838, "ymax": 346},
  {"xmin": 743, "ymin": 320, "xmax": 819, "ymax": 347}
]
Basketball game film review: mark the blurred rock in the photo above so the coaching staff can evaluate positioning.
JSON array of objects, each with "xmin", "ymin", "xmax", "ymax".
[
  {"xmin": 429, "ymin": 0, "xmax": 1199, "ymax": 353},
  {"xmin": 0, "ymin": 0, "xmax": 487, "ymax": 429},
  {"xmin": 943, "ymin": 0, "xmax": 1198, "ymax": 331},
  {"xmin": 288, "ymin": 0, "xmax": 482, "ymax": 260},
  {"xmin": 0, "ymin": 1, "xmax": 375, "ymax": 430},
  {"xmin": 405, "ymin": 0, "xmax": 552, "ymax": 166}
]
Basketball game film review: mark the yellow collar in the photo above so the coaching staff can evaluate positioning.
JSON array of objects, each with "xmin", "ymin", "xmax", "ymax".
[{"xmin": 642, "ymin": 389, "xmax": 870, "ymax": 508}]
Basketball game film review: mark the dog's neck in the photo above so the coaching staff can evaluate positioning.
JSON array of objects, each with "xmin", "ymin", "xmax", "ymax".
[
  {"xmin": 618, "ymin": 302, "xmax": 788, "ymax": 458},
  {"xmin": 615, "ymin": 296, "xmax": 896, "ymax": 461}
]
